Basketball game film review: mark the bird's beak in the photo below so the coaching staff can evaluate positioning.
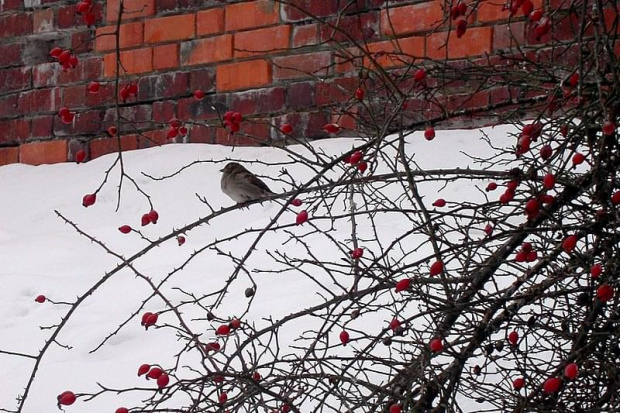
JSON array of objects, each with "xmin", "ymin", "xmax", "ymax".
[{"xmin": 219, "ymin": 168, "xmax": 224, "ymax": 172}]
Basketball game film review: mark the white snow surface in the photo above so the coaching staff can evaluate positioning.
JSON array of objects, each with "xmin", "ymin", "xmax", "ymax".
[{"xmin": 0, "ymin": 126, "xmax": 518, "ymax": 412}]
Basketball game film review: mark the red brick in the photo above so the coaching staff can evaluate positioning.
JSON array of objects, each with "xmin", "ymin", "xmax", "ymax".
[
  {"xmin": 282, "ymin": 0, "xmax": 346, "ymax": 22},
  {"xmin": 1, "ymin": 0, "xmax": 22, "ymax": 11},
  {"xmin": 177, "ymin": 94, "xmax": 228, "ymax": 121},
  {"xmin": 95, "ymin": 22, "xmax": 144, "ymax": 51},
  {"xmin": 0, "ymin": 147, "xmax": 19, "ymax": 166},
  {"xmin": 321, "ymin": 12, "xmax": 378, "ymax": 43},
  {"xmin": 90, "ymin": 135, "xmax": 138, "ymax": 159},
  {"xmin": 216, "ymin": 60, "xmax": 272, "ymax": 92},
  {"xmin": 181, "ymin": 35, "xmax": 233, "ymax": 66},
  {"xmin": 145, "ymin": 14, "xmax": 195, "ymax": 43},
  {"xmin": 427, "ymin": 26, "xmax": 493, "ymax": 60},
  {"xmin": 235, "ymin": 25, "xmax": 291, "ymax": 58},
  {"xmin": 153, "ymin": 44, "xmax": 179, "ymax": 70},
  {"xmin": 86, "ymin": 82, "xmax": 115, "ymax": 107},
  {"xmin": 476, "ymin": 0, "xmax": 543, "ymax": 22},
  {"xmin": 104, "ymin": 105, "xmax": 151, "ymax": 132},
  {"xmin": 57, "ymin": 57, "xmax": 102, "ymax": 85},
  {"xmin": 0, "ymin": 94, "xmax": 20, "ymax": 117},
  {"xmin": 33, "ymin": 8, "xmax": 54, "ymax": 33},
  {"xmin": 316, "ymin": 77, "xmax": 358, "ymax": 106},
  {"xmin": 20, "ymin": 140, "xmax": 67, "ymax": 165},
  {"xmin": 18, "ymin": 88, "xmax": 61, "ymax": 114},
  {"xmin": 380, "ymin": 2, "xmax": 443, "ymax": 36},
  {"xmin": 54, "ymin": 110, "xmax": 103, "ymax": 136},
  {"xmin": 153, "ymin": 101, "xmax": 176, "ymax": 123},
  {"xmin": 231, "ymin": 87, "xmax": 286, "ymax": 115},
  {"xmin": 215, "ymin": 121, "xmax": 271, "ymax": 146},
  {"xmin": 225, "ymin": 0, "xmax": 279, "ymax": 32},
  {"xmin": 287, "ymin": 81, "xmax": 315, "ymax": 110},
  {"xmin": 56, "ymin": 4, "xmax": 80, "ymax": 29},
  {"xmin": 0, "ymin": 119, "xmax": 29, "ymax": 144},
  {"xmin": 493, "ymin": 22, "xmax": 526, "ymax": 51},
  {"xmin": 107, "ymin": 0, "xmax": 155, "ymax": 22},
  {"xmin": 188, "ymin": 124, "xmax": 214, "ymax": 143},
  {"xmin": 293, "ymin": 23, "xmax": 318, "ymax": 47},
  {"xmin": 197, "ymin": 8, "xmax": 224, "ymax": 37},
  {"xmin": 189, "ymin": 67, "xmax": 215, "ymax": 93},
  {"xmin": 137, "ymin": 72, "xmax": 188, "ymax": 100},
  {"xmin": 62, "ymin": 85, "xmax": 87, "ymax": 109},
  {"xmin": 103, "ymin": 48, "xmax": 153, "ymax": 77},
  {"xmin": 0, "ymin": 44, "xmax": 22, "ymax": 68},
  {"xmin": 31, "ymin": 116, "xmax": 54, "ymax": 139},
  {"xmin": 72, "ymin": 30, "xmax": 94, "ymax": 54},
  {"xmin": 0, "ymin": 13, "xmax": 32, "ymax": 38},
  {"xmin": 273, "ymin": 51, "xmax": 331, "ymax": 80},
  {"xmin": 0, "ymin": 67, "xmax": 31, "ymax": 94},
  {"xmin": 138, "ymin": 129, "xmax": 168, "ymax": 148},
  {"xmin": 33, "ymin": 63, "xmax": 57, "ymax": 88}
]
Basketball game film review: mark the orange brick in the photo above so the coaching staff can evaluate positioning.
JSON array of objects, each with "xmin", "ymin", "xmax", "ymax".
[
  {"xmin": 90, "ymin": 135, "xmax": 138, "ymax": 159},
  {"xmin": 427, "ymin": 26, "xmax": 493, "ymax": 60},
  {"xmin": 197, "ymin": 8, "xmax": 224, "ymax": 37},
  {"xmin": 20, "ymin": 140, "xmax": 67, "ymax": 165},
  {"xmin": 0, "ymin": 147, "xmax": 19, "ymax": 166},
  {"xmin": 181, "ymin": 34, "xmax": 233, "ymax": 66},
  {"xmin": 381, "ymin": 2, "xmax": 444, "ymax": 36},
  {"xmin": 225, "ymin": 0, "xmax": 279, "ymax": 32},
  {"xmin": 293, "ymin": 23, "xmax": 318, "ymax": 47},
  {"xmin": 107, "ymin": 0, "xmax": 155, "ymax": 22},
  {"xmin": 216, "ymin": 60, "xmax": 272, "ymax": 92},
  {"xmin": 33, "ymin": 9, "xmax": 53, "ymax": 33},
  {"xmin": 360, "ymin": 37, "xmax": 425, "ymax": 69},
  {"xmin": 273, "ymin": 51, "xmax": 331, "ymax": 80},
  {"xmin": 145, "ymin": 14, "xmax": 195, "ymax": 43},
  {"xmin": 235, "ymin": 25, "xmax": 291, "ymax": 58},
  {"xmin": 95, "ymin": 22, "xmax": 144, "ymax": 51},
  {"xmin": 153, "ymin": 44, "xmax": 179, "ymax": 70},
  {"xmin": 104, "ymin": 48, "xmax": 153, "ymax": 77}
]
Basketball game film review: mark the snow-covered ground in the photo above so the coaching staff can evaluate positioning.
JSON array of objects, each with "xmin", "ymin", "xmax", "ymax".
[{"xmin": 0, "ymin": 126, "xmax": 517, "ymax": 412}]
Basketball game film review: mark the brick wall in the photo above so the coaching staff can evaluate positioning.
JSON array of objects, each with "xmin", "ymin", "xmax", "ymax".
[{"xmin": 0, "ymin": 0, "xmax": 588, "ymax": 165}]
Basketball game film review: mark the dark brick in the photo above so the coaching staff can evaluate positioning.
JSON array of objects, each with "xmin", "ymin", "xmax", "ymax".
[
  {"xmin": 138, "ymin": 129, "xmax": 168, "ymax": 148},
  {"xmin": 188, "ymin": 124, "xmax": 214, "ymax": 143},
  {"xmin": 104, "ymin": 105, "xmax": 152, "ymax": 131},
  {"xmin": 316, "ymin": 77, "xmax": 358, "ymax": 106},
  {"xmin": 0, "ymin": 94, "xmax": 20, "ymax": 117},
  {"xmin": 178, "ymin": 93, "xmax": 228, "ymax": 121},
  {"xmin": 153, "ymin": 101, "xmax": 176, "ymax": 124},
  {"xmin": 287, "ymin": 82, "xmax": 314, "ymax": 110},
  {"xmin": 189, "ymin": 67, "xmax": 215, "ymax": 94},
  {"xmin": 18, "ymin": 87, "xmax": 61, "ymax": 114},
  {"xmin": 137, "ymin": 72, "xmax": 188, "ymax": 101},
  {"xmin": 68, "ymin": 138, "xmax": 89, "ymax": 162},
  {"xmin": 90, "ymin": 135, "xmax": 138, "ymax": 159},
  {"xmin": 0, "ymin": 118, "xmax": 30, "ymax": 144},
  {"xmin": 0, "ymin": 44, "xmax": 22, "ymax": 68},
  {"xmin": 0, "ymin": 13, "xmax": 32, "ymax": 38},
  {"xmin": 0, "ymin": 67, "xmax": 32, "ymax": 94},
  {"xmin": 231, "ymin": 87, "xmax": 286, "ymax": 115},
  {"xmin": 31, "ymin": 116, "xmax": 54, "ymax": 139},
  {"xmin": 320, "ymin": 11, "xmax": 378, "ymax": 43}
]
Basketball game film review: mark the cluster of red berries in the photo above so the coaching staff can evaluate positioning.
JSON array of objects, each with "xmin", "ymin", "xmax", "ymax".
[
  {"xmin": 216, "ymin": 318, "xmax": 242, "ymax": 336},
  {"xmin": 343, "ymin": 150, "xmax": 368, "ymax": 174},
  {"xmin": 223, "ymin": 111, "xmax": 243, "ymax": 133},
  {"xmin": 50, "ymin": 47, "xmax": 78, "ymax": 71},
  {"xmin": 514, "ymin": 242, "xmax": 537, "ymax": 263},
  {"xmin": 166, "ymin": 118, "xmax": 187, "ymax": 139},
  {"xmin": 119, "ymin": 83, "xmax": 138, "ymax": 102},
  {"xmin": 58, "ymin": 107, "xmax": 75, "ymax": 125},
  {"xmin": 75, "ymin": 0, "xmax": 97, "ymax": 26},
  {"xmin": 138, "ymin": 364, "xmax": 170, "ymax": 389},
  {"xmin": 516, "ymin": 122, "xmax": 543, "ymax": 157}
]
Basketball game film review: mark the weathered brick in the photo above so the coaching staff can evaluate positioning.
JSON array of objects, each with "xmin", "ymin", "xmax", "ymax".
[
  {"xmin": 31, "ymin": 116, "xmax": 54, "ymax": 139},
  {"xmin": 0, "ymin": 94, "xmax": 20, "ymax": 117},
  {"xmin": 282, "ymin": 0, "xmax": 350, "ymax": 22},
  {"xmin": 225, "ymin": 0, "xmax": 278, "ymax": 31},
  {"xmin": 33, "ymin": 8, "xmax": 54, "ymax": 33},
  {"xmin": 137, "ymin": 72, "xmax": 188, "ymax": 100},
  {"xmin": 287, "ymin": 81, "xmax": 315, "ymax": 110},
  {"xmin": 316, "ymin": 77, "xmax": 358, "ymax": 106},
  {"xmin": 292, "ymin": 23, "xmax": 318, "ymax": 47},
  {"xmin": 0, "ymin": 44, "xmax": 22, "ymax": 68},
  {"xmin": 20, "ymin": 139, "xmax": 67, "ymax": 165},
  {"xmin": 95, "ymin": 22, "xmax": 144, "ymax": 51},
  {"xmin": 231, "ymin": 87, "xmax": 286, "ymax": 115},
  {"xmin": 72, "ymin": 30, "xmax": 95, "ymax": 54},
  {"xmin": 85, "ymin": 82, "xmax": 115, "ymax": 107},
  {"xmin": 320, "ymin": 12, "xmax": 378, "ymax": 43},
  {"xmin": 103, "ymin": 48, "xmax": 153, "ymax": 77},
  {"xmin": 153, "ymin": 44, "xmax": 179, "ymax": 70},
  {"xmin": 493, "ymin": 22, "xmax": 526, "ymax": 51},
  {"xmin": 0, "ymin": 119, "xmax": 29, "ymax": 144},
  {"xmin": 0, "ymin": 147, "xmax": 19, "ymax": 166},
  {"xmin": 216, "ymin": 60, "xmax": 272, "ymax": 92},
  {"xmin": 54, "ymin": 110, "xmax": 103, "ymax": 136},
  {"xmin": 189, "ymin": 67, "xmax": 215, "ymax": 93},
  {"xmin": 138, "ymin": 129, "xmax": 168, "ymax": 148},
  {"xmin": 0, "ymin": 13, "xmax": 32, "ymax": 38},
  {"xmin": 57, "ymin": 57, "xmax": 102, "ymax": 85},
  {"xmin": 380, "ymin": 2, "xmax": 443, "ymax": 36},
  {"xmin": 235, "ymin": 25, "xmax": 291, "ymax": 58},
  {"xmin": 153, "ymin": 100, "xmax": 176, "ymax": 123},
  {"xmin": 56, "ymin": 4, "xmax": 80, "ymax": 29},
  {"xmin": 197, "ymin": 7, "xmax": 224, "ymax": 37},
  {"xmin": 145, "ymin": 14, "xmax": 195, "ymax": 43},
  {"xmin": 427, "ymin": 27, "xmax": 493, "ymax": 60},
  {"xmin": 181, "ymin": 35, "xmax": 233, "ymax": 66},
  {"xmin": 215, "ymin": 121, "xmax": 271, "ymax": 146},
  {"xmin": 18, "ymin": 88, "xmax": 61, "ymax": 114},
  {"xmin": 104, "ymin": 105, "xmax": 152, "ymax": 131},
  {"xmin": 68, "ymin": 139, "xmax": 88, "ymax": 162},
  {"xmin": 273, "ymin": 51, "xmax": 331, "ymax": 80},
  {"xmin": 62, "ymin": 84, "xmax": 87, "ymax": 109},
  {"xmin": 187, "ymin": 124, "xmax": 213, "ymax": 143},
  {"xmin": 177, "ymin": 93, "xmax": 228, "ymax": 121},
  {"xmin": 0, "ymin": 67, "xmax": 31, "ymax": 94},
  {"xmin": 107, "ymin": 0, "xmax": 155, "ymax": 22},
  {"xmin": 1, "ymin": 0, "xmax": 23, "ymax": 11},
  {"xmin": 90, "ymin": 135, "xmax": 138, "ymax": 159}
]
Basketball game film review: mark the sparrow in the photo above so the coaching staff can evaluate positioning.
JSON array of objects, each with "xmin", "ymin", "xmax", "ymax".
[{"xmin": 220, "ymin": 162, "xmax": 276, "ymax": 203}]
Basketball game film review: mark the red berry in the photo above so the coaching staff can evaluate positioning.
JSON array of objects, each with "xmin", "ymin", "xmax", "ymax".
[
  {"xmin": 216, "ymin": 324, "xmax": 231, "ymax": 336},
  {"xmin": 513, "ymin": 377, "xmax": 525, "ymax": 391},
  {"xmin": 50, "ymin": 47, "xmax": 63, "ymax": 59},
  {"xmin": 389, "ymin": 318, "xmax": 401, "ymax": 331},
  {"xmin": 218, "ymin": 392, "xmax": 228, "ymax": 404},
  {"xmin": 351, "ymin": 247, "xmax": 364, "ymax": 259},
  {"xmin": 508, "ymin": 331, "xmax": 518, "ymax": 346},
  {"xmin": 432, "ymin": 198, "xmax": 446, "ymax": 207},
  {"xmin": 355, "ymin": 87, "xmax": 365, "ymax": 100},
  {"xmin": 572, "ymin": 152, "xmax": 585, "ymax": 166},
  {"xmin": 591, "ymin": 263, "xmax": 602, "ymax": 279},
  {"xmin": 291, "ymin": 198, "xmax": 303, "ymax": 207},
  {"xmin": 562, "ymin": 234, "xmax": 578, "ymax": 253},
  {"xmin": 213, "ymin": 375, "xmax": 224, "ymax": 383},
  {"xmin": 296, "ymin": 210, "xmax": 309, "ymax": 225},
  {"xmin": 141, "ymin": 213, "xmax": 151, "ymax": 226},
  {"xmin": 424, "ymin": 126, "xmax": 435, "ymax": 141},
  {"xmin": 358, "ymin": 160, "xmax": 368, "ymax": 173},
  {"xmin": 119, "ymin": 87, "xmax": 130, "ymax": 101},
  {"xmin": 521, "ymin": 0, "xmax": 533, "ymax": 15},
  {"xmin": 157, "ymin": 373, "xmax": 170, "ymax": 389},
  {"xmin": 515, "ymin": 251, "xmax": 527, "ymax": 262},
  {"xmin": 232, "ymin": 112, "xmax": 243, "ymax": 123},
  {"xmin": 455, "ymin": 18, "xmax": 467, "ymax": 38},
  {"xmin": 389, "ymin": 404, "xmax": 402, "ymax": 413},
  {"xmin": 597, "ymin": 284, "xmax": 614, "ymax": 302},
  {"xmin": 526, "ymin": 250, "xmax": 538, "ymax": 262},
  {"xmin": 484, "ymin": 224, "xmax": 493, "ymax": 236},
  {"xmin": 179, "ymin": 126, "xmax": 188, "ymax": 136},
  {"xmin": 177, "ymin": 235, "xmax": 186, "ymax": 246},
  {"xmin": 540, "ymin": 194, "xmax": 554, "ymax": 204},
  {"xmin": 148, "ymin": 210, "xmax": 159, "ymax": 224},
  {"xmin": 75, "ymin": 149, "xmax": 86, "ymax": 163},
  {"xmin": 395, "ymin": 278, "xmax": 411, "ymax": 293},
  {"xmin": 146, "ymin": 367, "xmax": 163, "ymax": 380},
  {"xmin": 252, "ymin": 372, "xmax": 261, "ymax": 381},
  {"xmin": 35, "ymin": 294, "xmax": 46, "ymax": 303},
  {"xmin": 205, "ymin": 342, "xmax": 221, "ymax": 352},
  {"xmin": 119, "ymin": 225, "xmax": 132, "ymax": 234},
  {"xmin": 87, "ymin": 81, "xmax": 100, "ymax": 94},
  {"xmin": 521, "ymin": 242, "xmax": 532, "ymax": 253},
  {"xmin": 138, "ymin": 363, "xmax": 150, "ymax": 376},
  {"xmin": 68, "ymin": 55, "xmax": 78, "ymax": 69},
  {"xmin": 230, "ymin": 318, "xmax": 241, "ymax": 329},
  {"xmin": 529, "ymin": 9, "xmax": 543, "ymax": 21},
  {"xmin": 167, "ymin": 127, "xmax": 179, "ymax": 139},
  {"xmin": 107, "ymin": 125, "xmax": 118, "ymax": 136},
  {"xmin": 223, "ymin": 111, "xmax": 234, "ymax": 122},
  {"xmin": 602, "ymin": 121, "xmax": 616, "ymax": 136},
  {"xmin": 611, "ymin": 191, "xmax": 620, "ymax": 204},
  {"xmin": 506, "ymin": 180, "xmax": 519, "ymax": 192},
  {"xmin": 116, "ymin": 408, "xmax": 129, "ymax": 413},
  {"xmin": 429, "ymin": 338, "xmax": 443, "ymax": 353},
  {"xmin": 323, "ymin": 123, "xmax": 341, "ymax": 134},
  {"xmin": 58, "ymin": 50, "xmax": 71, "ymax": 64},
  {"xmin": 142, "ymin": 312, "xmax": 158, "ymax": 328},
  {"xmin": 543, "ymin": 173, "xmax": 555, "ymax": 189},
  {"xmin": 568, "ymin": 73, "xmax": 579, "ymax": 87},
  {"xmin": 83, "ymin": 12, "xmax": 96, "ymax": 26},
  {"xmin": 486, "ymin": 182, "xmax": 498, "ymax": 191},
  {"xmin": 229, "ymin": 122, "xmax": 240, "ymax": 133},
  {"xmin": 457, "ymin": 1, "xmax": 467, "ymax": 15},
  {"xmin": 280, "ymin": 123, "xmax": 293, "ymax": 134},
  {"xmin": 339, "ymin": 330, "xmax": 350, "ymax": 345},
  {"xmin": 194, "ymin": 89, "xmax": 205, "ymax": 100},
  {"xmin": 543, "ymin": 377, "xmax": 561, "ymax": 394},
  {"xmin": 127, "ymin": 83, "xmax": 138, "ymax": 96},
  {"xmin": 564, "ymin": 363, "xmax": 578, "ymax": 380},
  {"xmin": 57, "ymin": 391, "xmax": 76, "ymax": 406},
  {"xmin": 82, "ymin": 193, "xmax": 96, "ymax": 207},
  {"xmin": 429, "ymin": 260, "xmax": 443, "ymax": 276},
  {"xmin": 525, "ymin": 198, "xmax": 539, "ymax": 216},
  {"xmin": 349, "ymin": 150, "xmax": 363, "ymax": 165},
  {"xmin": 560, "ymin": 124, "xmax": 569, "ymax": 137}
]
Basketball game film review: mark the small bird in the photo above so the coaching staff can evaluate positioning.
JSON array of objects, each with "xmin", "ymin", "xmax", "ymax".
[{"xmin": 220, "ymin": 162, "xmax": 276, "ymax": 204}]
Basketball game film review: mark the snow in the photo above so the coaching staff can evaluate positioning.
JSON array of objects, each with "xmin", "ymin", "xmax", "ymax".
[{"xmin": 0, "ymin": 125, "xmax": 518, "ymax": 412}]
